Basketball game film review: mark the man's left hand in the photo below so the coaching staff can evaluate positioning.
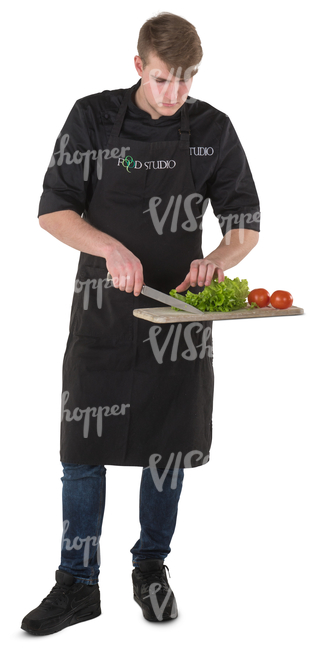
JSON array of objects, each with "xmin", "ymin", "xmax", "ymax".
[{"xmin": 174, "ymin": 258, "xmax": 225, "ymax": 293}]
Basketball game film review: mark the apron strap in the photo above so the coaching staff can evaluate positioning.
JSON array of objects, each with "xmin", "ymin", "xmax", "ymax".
[
  {"xmin": 179, "ymin": 101, "xmax": 190, "ymax": 150},
  {"xmin": 109, "ymin": 82, "xmax": 191, "ymax": 147},
  {"xmin": 109, "ymin": 86, "xmax": 134, "ymax": 139}
]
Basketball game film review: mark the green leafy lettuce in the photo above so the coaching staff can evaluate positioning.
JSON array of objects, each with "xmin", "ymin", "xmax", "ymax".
[{"xmin": 169, "ymin": 277, "xmax": 252, "ymax": 312}]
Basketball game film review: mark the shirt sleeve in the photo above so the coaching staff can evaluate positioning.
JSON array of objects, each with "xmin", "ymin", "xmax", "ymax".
[
  {"xmin": 207, "ymin": 115, "xmax": 261, "ymax": 236},
  {"xmin": 37, "ymin": 100, "xmax": 94, "ymax": 218}
]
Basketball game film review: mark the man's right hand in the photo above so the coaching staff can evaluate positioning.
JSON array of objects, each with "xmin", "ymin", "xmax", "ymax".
[{"xmin": 106, "ymin": 244, "xmax": 144, "ymax": 297}]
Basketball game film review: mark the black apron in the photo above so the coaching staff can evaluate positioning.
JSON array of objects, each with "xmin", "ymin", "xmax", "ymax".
[{"xmin": 60, "ymin": 82, "xmax": 214, "ymax": 469}]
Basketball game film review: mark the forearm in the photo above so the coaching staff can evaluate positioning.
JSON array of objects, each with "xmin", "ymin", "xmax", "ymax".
[
  {"xmin": 39, "ymin": 209, "xmax": 145, "ymax": 294},
  {"xmin": 205, "ymin": 228, "xmax": 259, "ymax": 271},
  {"xmin": 38, "ymin": 210, "xmax": 119, "ymax": 259}
]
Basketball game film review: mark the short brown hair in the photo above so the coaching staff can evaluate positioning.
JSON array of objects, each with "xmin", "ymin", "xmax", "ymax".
[{"xmin": 137, "ymin": 12, "xmax": 203, "ymax": 78}]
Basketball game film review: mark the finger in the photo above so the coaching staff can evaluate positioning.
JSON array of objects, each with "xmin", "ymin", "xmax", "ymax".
[
  {"xmin": 174, "ymin": 281, "xmax": 189, "ymax": 292},
  {"xmin": 189, "ymin": 260, "xmax": 200, "ymax": 287},
  {"xmin": 125, "ymin": 272, "xmax": 134, "ymax": 293},
  {"xmin": 175, "ymin": 272, "xmax": 190, "ymax": 292},
  {"xmin": 119, "ymin": 274, "xmax": 127, "ymax": 291},
  {"xmin": 203, "ymin": 263, "xmax": 217, "ymax": 286},
  {"xmin": 217, "ymin": 267, "xmax": 225, "ymax": 283},
  {"xmin": 134, "ymin": 268, "xmax": 144, "ymax": 296},
  {"xmin": 197, "ymin": 263, "xmax": 209, "ymax": 286}
]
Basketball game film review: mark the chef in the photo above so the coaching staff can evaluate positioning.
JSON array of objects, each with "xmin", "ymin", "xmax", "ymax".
[{"xmin": 21, "ymin": 11, "xmax": 260, "ymax": 634}]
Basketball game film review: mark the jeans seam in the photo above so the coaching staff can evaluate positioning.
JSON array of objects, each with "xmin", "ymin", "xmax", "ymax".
[{"xmin": 90, "ymin": 468, "xmax": 105, "ymax": 576}]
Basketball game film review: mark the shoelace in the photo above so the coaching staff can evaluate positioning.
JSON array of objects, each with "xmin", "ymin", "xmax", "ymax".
[
  {"xmin": 40, "ymin": 583, "xmax": 77, "ymax": 608},
  {"xmin": 138, "ymin": 565, "xmax": 171, "ymax": 594}
]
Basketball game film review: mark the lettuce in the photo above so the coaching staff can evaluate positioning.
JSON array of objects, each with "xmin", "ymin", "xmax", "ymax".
[{"xmin": 169, "ymin": 277, "xmax": 251, "ymax": 312}]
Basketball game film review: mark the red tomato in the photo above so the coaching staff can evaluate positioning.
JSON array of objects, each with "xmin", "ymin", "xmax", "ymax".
[
  {"xmin": 248, "ymin": 288, "xmax": 271, "ymax": 308},
  {"xmin": 270, "ymin": 290, "xmax": 293, "ymax": 309}
]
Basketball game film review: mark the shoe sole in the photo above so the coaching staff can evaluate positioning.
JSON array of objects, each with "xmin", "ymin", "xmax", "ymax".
[
  {"xmin": 133, "ymin": 593, "xmax": 178, "ymax": 622},
  {"xmin": 21, "ymin": 602, "xmax": 101, "ymax": 636}
]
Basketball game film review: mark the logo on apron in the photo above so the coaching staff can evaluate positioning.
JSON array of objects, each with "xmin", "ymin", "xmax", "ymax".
[
  {"xmin": 189, "ymin": 146, "xmax": 215, "ymax": 156},
  {"xmin": 121, "ymin": 155, "xmax": 136, "ymax": 173},
  {"xmin": 118, "ymin": 156, "xmax": 177, "ymax": 172}
]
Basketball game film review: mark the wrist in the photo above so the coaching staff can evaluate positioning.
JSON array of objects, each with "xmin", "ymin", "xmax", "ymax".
[{"xmin": 100, "ymin": 234, "xmax": 121, "ymax": 260}]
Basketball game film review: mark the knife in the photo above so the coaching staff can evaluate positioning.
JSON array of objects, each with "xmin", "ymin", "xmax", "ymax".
[{"xmin": 106, "ymin": 272, "xmax": 202, "ymax": 314}]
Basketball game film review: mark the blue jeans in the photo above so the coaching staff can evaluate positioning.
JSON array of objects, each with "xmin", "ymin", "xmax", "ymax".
[{"xmin": 59, "ymin": 463, "xmax": 184, "ymax": 585}]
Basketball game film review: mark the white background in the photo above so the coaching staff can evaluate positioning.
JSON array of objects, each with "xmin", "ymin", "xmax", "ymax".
[{"xmin": 2, "ymin": 0, "xmax": 324, "ymax": 648}]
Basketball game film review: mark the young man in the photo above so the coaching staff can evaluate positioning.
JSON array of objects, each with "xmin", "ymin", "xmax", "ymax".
[{"xmin": 21, "ymin": 12, "xmax": 260, "ymax": 633}]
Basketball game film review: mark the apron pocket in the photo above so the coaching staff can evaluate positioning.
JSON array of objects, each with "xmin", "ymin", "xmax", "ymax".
[{"xmin": 69, "ymin": 265, "xmax": 134, "ymax": 346}]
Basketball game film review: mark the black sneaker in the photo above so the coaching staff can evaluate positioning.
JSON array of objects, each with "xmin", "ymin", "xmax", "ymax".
[
  {"xmin": 132, "ymin": 559, "xmax": 178, "ymax": 622},
  {"xmin": 21, "ymin": 570, "xmax": 101, "ymax": 635}
]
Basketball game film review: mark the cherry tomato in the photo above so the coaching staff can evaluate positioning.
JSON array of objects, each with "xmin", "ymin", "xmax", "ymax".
[
  {"xmin": 270, "ymin": 290, "xmax": 293, "ymax": 309},
  {"xmin": 248, "ymin": 288, "xmax": 271, "ymax": 308}
]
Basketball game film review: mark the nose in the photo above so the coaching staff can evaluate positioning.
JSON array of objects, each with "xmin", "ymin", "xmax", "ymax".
[{"xmin": 164, "ymin": 81, "xmax": 179, "ymax": 102}]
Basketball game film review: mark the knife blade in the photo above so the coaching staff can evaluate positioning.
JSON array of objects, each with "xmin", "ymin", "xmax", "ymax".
[
  {"xmin": 106, "ymin": 272, "xmax": 202, "ymax": 314},
  {"xmin": 141, "ymin": 284, "xmax": 202, "ymax": 314}
]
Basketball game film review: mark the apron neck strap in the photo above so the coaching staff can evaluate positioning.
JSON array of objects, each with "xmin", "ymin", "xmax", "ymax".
[
  {"xmin": 110, "ymin": 82, "xmax": 191, "ymax": 144},
  {"xmin": 178, "ymin": 101, "xmax": 190, "ymax": 148},
  {"xmin": 109, "ymin": 86, "xmax": 134, "ymax": 138}
]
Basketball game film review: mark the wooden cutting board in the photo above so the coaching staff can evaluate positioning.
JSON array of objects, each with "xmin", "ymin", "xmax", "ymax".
[{"xmin": 133, "ymin": 304, "xmax": 304, "ymax": 323}]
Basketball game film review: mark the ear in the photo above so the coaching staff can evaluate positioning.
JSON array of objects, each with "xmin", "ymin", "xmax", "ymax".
[{"xmin": 134, "ymin": 55, "xmax": 144, "ymax": 77}]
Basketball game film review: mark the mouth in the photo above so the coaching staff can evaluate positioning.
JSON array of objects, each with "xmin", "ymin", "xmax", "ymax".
[{"xmin": 162, "ymin": 102, "xmax": 178, "ymax": 107}]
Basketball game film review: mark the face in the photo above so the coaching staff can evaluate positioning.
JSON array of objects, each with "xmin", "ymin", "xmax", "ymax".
[{"xmin": 134, "ymin": 52, "xmax": 194, "ymax": 120}]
